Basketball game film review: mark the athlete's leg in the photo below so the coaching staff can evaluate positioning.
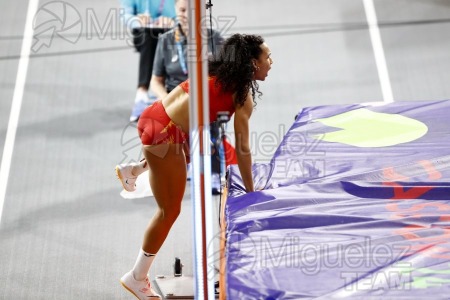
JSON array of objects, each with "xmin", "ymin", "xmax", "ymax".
[
  {"xmin": 141, "ymin": 143, "xmax": 187, "ymax": 253},
  {"xmin": 120, "ymin": 144, "xmax": 186, "ymax": 299}
]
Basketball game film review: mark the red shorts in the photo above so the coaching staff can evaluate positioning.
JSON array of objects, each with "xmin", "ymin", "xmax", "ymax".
[{"xmin": 137, "ymin": 100, "xmax": 188, "ymax": 146}]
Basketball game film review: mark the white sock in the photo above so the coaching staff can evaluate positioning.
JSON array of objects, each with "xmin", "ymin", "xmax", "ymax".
[
  {"xmin": 131, "ymin": 249, "xmax": 156, "ymax": 281},
  {"xmin": 135, "ymin": 90, "xmax": 150, "ymax": 103}
]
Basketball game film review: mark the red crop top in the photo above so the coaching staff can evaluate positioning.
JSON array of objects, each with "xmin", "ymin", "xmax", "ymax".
[{"xmin": 179, "ymin": 76, "xmax": 235, "ymax": 122}]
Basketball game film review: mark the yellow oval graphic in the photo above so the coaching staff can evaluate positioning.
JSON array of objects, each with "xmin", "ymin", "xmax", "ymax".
[{"xmin": 313, "ymin": 108, "xmax": 428, "ymax": 147}]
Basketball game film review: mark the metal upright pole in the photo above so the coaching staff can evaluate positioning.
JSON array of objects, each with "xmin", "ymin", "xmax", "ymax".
[{"xmin": 187, "ymin": 0, "xmax": 215, "ymax": 299}]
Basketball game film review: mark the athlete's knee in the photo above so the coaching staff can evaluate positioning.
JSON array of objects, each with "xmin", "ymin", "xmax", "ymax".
[{"xmin": 158, "ymin": 205, "xmax": 181, "ymax": 224}]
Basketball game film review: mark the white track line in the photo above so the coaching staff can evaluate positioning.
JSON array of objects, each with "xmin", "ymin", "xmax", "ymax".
[
  {"xmin": 363, "ymin": 0, "xmax": 394, "ymax": 103},
  {"xmin": 0, "ymin": 0, "xmax": 39, "ymax": 224}
]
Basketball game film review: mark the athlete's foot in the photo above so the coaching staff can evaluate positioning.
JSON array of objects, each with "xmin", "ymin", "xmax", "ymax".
[
  {"xmin": 115, "ymin": 164, "xmax": 138, "ymax": 192},
  {"xmin": 120, "ymin": 271, "xmax": 161, "ymax": 299}
]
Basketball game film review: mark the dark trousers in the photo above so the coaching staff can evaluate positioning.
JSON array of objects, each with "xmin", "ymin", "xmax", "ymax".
[
  {"xmin": 210, "ymin": 122, "xmax": 222, "ymax": 175},
  {"xmin": 133, "ymin": 28, "xmax": 169, "ymax": 89}
]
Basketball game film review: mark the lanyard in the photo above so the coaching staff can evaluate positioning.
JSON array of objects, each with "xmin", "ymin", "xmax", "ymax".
[
  {"xmin": 174, "ymin": 25, "xmax": 188, "ymax": 75},
  {"xmin": 156, "ymin": 0, "xmax": 165, "ymax": 17}
]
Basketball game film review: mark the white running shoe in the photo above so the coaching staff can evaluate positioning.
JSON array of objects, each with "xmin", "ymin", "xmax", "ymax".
[
  {"xmin": 120, "ymin": 271, "xmax": 161, "ymax": 299},
  {"xmin": 129, "ymin": 99, "xmax": 149, "ymax": 122},
  {"xmin": 115, "ymin": 164, "xmax": 137, "ymax": 192}
]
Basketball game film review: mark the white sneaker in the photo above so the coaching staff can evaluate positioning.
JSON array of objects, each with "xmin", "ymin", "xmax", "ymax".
[
  {"xmin": 120, "ymin": 271, "xmax": 161, "ymax": 299},
  {"xmin": 115, "ymin": 164, "xmax": 137, "ymax": 192},
  {"xmin": 129, "ymin": 99, "xmax": 149, "ymax": 122}
]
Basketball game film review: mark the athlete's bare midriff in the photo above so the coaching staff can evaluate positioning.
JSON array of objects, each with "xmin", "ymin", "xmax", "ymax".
[{"xmin": 161, "ymin": 86, "xmax": 190, "ymax": 134}]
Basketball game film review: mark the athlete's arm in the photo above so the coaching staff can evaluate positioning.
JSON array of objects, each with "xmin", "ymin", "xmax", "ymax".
[{"xmin": 234, "ymin": 93, "xmax": 254, "ymax": 193}]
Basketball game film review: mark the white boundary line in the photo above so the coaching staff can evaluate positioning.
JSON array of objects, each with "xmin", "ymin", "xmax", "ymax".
[
  {"xmin": 0, "ymin": 0, "xmax": 40, "ymax": 224},
  {"xmin": 363, "ymin": 0, "xmax": 394, "ymax": 103}
]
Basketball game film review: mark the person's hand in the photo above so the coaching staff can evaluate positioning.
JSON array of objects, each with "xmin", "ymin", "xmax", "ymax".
[
  {"xmin": 153, "ymin": 16, "xmax": 175, "ymax": 28},
  {"xmin": 138, "ymin": 14, "xmax": 151, "ymax": 26}
]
